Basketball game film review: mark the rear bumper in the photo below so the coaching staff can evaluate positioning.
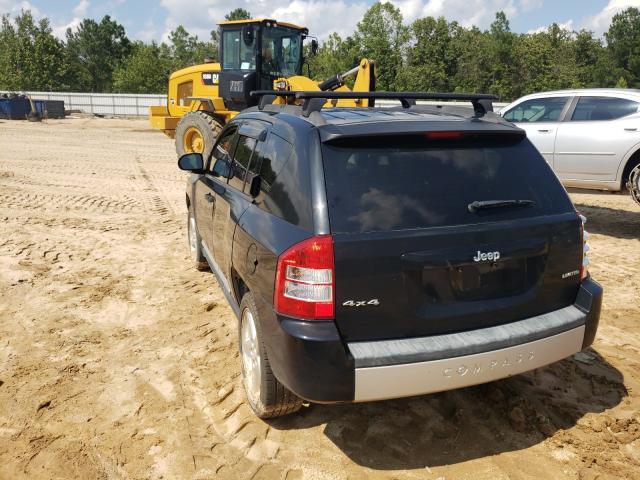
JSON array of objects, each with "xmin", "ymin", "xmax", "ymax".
[
  {"xmin": 265, "ymin": 278, "xmax": 602, "ymax": 403},
  {"xmin": 353, "ymin": 325, "xmax": 584, "ymax": 402}
]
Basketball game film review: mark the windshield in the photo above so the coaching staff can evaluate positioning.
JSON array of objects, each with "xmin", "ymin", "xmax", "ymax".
[
  {"xmin": 222, "ymin": 29, "xmax": 256, "ymax": 70},
  {"xmin": 261, "ymin": 26, "xmax": 302, "ymax": 77}
]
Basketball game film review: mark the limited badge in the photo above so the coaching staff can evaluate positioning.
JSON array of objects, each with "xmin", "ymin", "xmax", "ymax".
[{"xmin": 562, "ymin": 270, "xmax": 580, "ymax": 279}]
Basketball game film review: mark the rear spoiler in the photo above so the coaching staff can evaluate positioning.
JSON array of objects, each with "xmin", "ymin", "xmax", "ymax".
[{"xmin": 317, "ymin": 123, "xmax": 526, "ymax": 144}]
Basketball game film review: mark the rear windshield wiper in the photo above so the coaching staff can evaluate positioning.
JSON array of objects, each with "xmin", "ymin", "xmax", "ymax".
[{"xmin": 468, "ymin": 199, "xmax": 536, "ymax": 213}]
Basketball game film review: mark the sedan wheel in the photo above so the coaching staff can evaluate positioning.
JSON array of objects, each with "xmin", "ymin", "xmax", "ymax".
[{"xmin": 629, "ymin": 164, "xmax": 640, "ymax": 206}]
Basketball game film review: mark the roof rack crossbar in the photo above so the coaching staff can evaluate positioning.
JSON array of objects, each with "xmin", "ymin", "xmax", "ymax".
[{"xmin": 250, "ymin": 90, "xmax": 498, "ymax": 116}]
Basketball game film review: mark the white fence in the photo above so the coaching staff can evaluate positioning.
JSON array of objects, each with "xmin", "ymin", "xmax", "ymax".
[
  {"xmin": 1, "ymin": 91, "xmax": 507, "ymax": 117},
  {"xmin": 1, "ymin": 91, "xmax": 167, "ymax": 117}
]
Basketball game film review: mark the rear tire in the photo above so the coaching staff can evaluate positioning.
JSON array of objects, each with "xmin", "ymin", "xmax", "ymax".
[
  {"xmin": 187, "ymin": 209, "xmax": 209, "ymax": 271},
  {"xmin": 239, "ymin": 293, "xmax": 303, "ymax": 418},
  {"xmin": 175, "ymin": 111, "xmax": 223, "ymax": 159},
  {"xmin": 627, "ymin": 162, "xmax": 640, "ymax": 206}
]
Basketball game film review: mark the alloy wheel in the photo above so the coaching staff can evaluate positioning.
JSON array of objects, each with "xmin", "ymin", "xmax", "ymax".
[{"xmin": 240, "ymin": 308, "xmax": 261, "ymax": 406}]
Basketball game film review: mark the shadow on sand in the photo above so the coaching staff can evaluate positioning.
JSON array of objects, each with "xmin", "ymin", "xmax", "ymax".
[
  {"xmin": 573, "ymin": 202, "xmax": 640, "ymax": 240},
  {"xmin": 269, "ymin": 348, "xmax": 625, "ymax": 470}
]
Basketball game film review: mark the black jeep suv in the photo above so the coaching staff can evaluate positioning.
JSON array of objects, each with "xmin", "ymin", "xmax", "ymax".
[{"xmin": 178, "ymin": 92, "xmax": 602, "ymax": 418}]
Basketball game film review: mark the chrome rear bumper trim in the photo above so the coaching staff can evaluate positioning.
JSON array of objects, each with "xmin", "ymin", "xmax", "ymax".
[{"xmin": 353, "ymin": 325, "xmax": 585, "ymax": 402}]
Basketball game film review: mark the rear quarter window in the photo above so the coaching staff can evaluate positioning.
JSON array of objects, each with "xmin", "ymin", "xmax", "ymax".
[
  {"xmin": 253, "ymin": 132, "xmax": 313, "ymax": 229},
  {"xmin": 322, "ymin": 134, "xmax": 574, "ymax": 234},
  {"xmin": 570, "ymin": 96, "xmax": 639, "ymax": 121}
]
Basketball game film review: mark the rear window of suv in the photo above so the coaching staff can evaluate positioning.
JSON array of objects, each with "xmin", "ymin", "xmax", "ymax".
[{"xmin": 321, "ymin": 134, "xmax": 574, "ymax": 234}]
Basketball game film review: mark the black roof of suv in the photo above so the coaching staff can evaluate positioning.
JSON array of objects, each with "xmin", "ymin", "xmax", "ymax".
[
  {"xmin": 244, "ymin": 96, "xmax": 521, "ymax": 134},
  {"xmin": 179, "ymin": 93, "xmax": 602, "ymax": 418}
]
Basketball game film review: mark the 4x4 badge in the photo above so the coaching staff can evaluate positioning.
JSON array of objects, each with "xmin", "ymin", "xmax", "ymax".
[{"xmin": 343, "ymin": 299, "xmax": 380, "ymax": 307}]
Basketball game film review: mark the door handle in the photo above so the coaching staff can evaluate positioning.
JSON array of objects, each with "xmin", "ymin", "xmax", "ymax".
[
  {"xmin": 204, "ymin": 193, "xmax": 215, "ymax": 203},
  {"xmin": 537, "ymin": 129, "xmax": 552, "ymax": 133},
  {"xmin": 624, "ymin": 127, "xmax": 638, "ymax": 132}
]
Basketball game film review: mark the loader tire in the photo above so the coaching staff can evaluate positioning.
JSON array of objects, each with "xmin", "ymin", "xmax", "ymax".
[
  {"xmin": 628, "ymin": 162, "xmax": 640, "ymax": 206},
  {"xmin": 175, "ymin": 111, "xmax": 223, "ymax": 160}
]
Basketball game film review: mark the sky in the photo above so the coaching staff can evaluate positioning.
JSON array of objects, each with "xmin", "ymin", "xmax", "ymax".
[{"xmin": 1, "ymin": 0, "xmax": 639, "ymax": 43}]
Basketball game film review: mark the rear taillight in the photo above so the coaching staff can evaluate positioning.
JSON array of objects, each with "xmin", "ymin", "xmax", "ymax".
[
  {"xmin": 274, "ymin": 235, "xmax": 335, "ymax": 320},
  {"xmin": 579, "ymin": 214, "xmax": 590, "ymax": 280}
]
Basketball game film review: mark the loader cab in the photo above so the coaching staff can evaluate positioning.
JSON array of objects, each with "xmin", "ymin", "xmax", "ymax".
[{"xmin": 218, "ymin": 19, "xmax": 308, "ymax": 111}]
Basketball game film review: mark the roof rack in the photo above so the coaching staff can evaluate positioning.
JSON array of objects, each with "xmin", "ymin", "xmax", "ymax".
[{"xmin": 250, "ymin": 90, "xmax": 498, "ymax": 117}]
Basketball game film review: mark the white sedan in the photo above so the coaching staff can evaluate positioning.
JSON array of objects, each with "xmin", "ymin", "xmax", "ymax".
[{"xmin": 500, "ymin": 89, "xmax": 640, "ymax": 204}]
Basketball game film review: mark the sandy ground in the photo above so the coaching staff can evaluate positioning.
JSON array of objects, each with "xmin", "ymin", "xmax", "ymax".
[{"xmin": 0, "ymin": 117, "xmax": 639, "ymax": 480}]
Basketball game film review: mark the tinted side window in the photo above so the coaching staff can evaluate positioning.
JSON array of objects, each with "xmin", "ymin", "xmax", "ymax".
[
  {"xmin": 571, "ymin": 96, "xmax": 639, "ymax": 121},
  {"xmin": 255, "ymin": 133, "xmax": 300, "ymax": 223},
  {"xmin": 503, "ymin": 97, "xmax": 569, "ymax": 123},
  {"xmin": 259, "ymin": 134, "xmax": 290, "ymax": 195},
  {"xmin": 247, "ymin": 141, "xmax": 262, "ymax": 175},
  {"xmin": 228, "ymin": 134, "xmax": 256, "ymax": 191},
  {"xmin": 209, "ymin": 126, "xmax": 237, "ymax": 178},
  {"xmin": 244, "ymin": 139, "xmax": 264, "ymax": 194}
]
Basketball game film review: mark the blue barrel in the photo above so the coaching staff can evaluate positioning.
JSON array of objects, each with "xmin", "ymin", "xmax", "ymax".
[{"xmin": 0, "ymin": 96, "xmax": 31, "ymax": 119}]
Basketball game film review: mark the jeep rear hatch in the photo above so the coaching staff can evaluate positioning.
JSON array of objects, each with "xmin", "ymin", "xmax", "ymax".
[{"xmin": 321, "ymin": 133, "xmax": 583, "ymax": 342}]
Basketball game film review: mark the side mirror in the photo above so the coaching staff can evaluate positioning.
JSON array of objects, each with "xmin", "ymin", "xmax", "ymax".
[
  {"xmin": 178, "ymin": 153, "xmax": 204, "ymax": 172},
  {"xmin": 248, "ymin": 174, "xmax": 261, "ymax": 198},
  {"xmin": 311, "ymin": 39, "xmax": 319, "ymax": 56}
]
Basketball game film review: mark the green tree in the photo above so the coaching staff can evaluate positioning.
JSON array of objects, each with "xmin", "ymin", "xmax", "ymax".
[
  {"xmin": 514, "ymin": 24, "xmax": 580, "ymax": 97},
  {"xmin": 605, "ymin": 7, "xmax": 640, "ymax": 86},
  {"xmin": 487, "ymin": 11, "xmax": 519, "ymax": 100},
  {"xmin": 113, "ymin": 42, "xmax": 173, "ymax": 93},
  {"xmin": 168, "ymin": 25, "xmax": 217, "ymax": 69},
  {"xmin": 353, "ymin": 2, "xmax": 408, "ymax": 91},
  {"xmin": 0, "ymin": 11, "xmax": 68, "ymax": 90},
  {"xmin": 65, "ymin": 15, "xmax": 132, "ymax": 91},
  {"xmin": 306, "ymin": 33, "xmax": 360, "ymax": 81},
  {"xmin": 225, "ymin": 8, "xmax": 251, "ymax": 21},
  {"xmin": 3, "ymin": 6, "xmax": 637, "ymax": 97},
  {"xmin": 616, "ymin": 76, "xmax": 629, "ymax": 88},
  {"xmin": 396, "ymin": 16, "xmax": 459, "ymax": 92},
  {"xmin": 573, "ymin": 29, "xmax": 616, "ymax": 87},
  {"xmin": 450, "ymin": 26, "xmax": 493, "ymax": 93}
]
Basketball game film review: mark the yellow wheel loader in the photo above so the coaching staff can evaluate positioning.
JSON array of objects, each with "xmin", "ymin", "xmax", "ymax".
[{"xmin": 149, "ymin": 18, "xmax": 375, "ymax": 157}]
